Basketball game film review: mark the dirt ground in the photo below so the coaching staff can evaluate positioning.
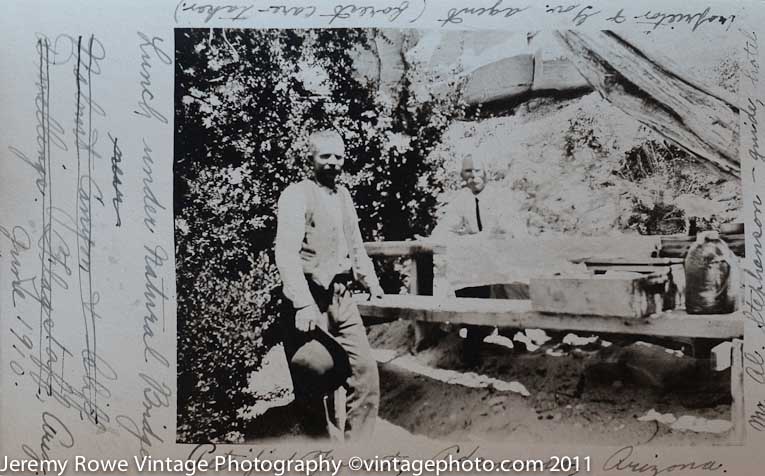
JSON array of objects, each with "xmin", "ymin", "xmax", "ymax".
[{"xmin": 367, "ymin": 320, "xmax": 735, "ymax": 447}]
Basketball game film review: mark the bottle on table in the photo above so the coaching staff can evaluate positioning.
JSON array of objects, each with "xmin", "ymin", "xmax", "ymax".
[{"xmin": 684, "ymin": 231, "xmax": 738, "ymax": 314}]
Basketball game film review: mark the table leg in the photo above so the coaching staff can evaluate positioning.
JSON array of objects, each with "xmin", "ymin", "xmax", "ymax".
[
  {"xmin": 730, "ymin": 338, "xmax": 745, "ymax": 444},
  {"xmin": 409, "ymin": 254, "xmax": 439, "ymax": 353}
]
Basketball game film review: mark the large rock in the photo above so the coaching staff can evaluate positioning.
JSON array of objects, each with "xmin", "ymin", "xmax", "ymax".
[{"xmin": 582, "ymin": 342, "xmax": 731, "ymax": 406}]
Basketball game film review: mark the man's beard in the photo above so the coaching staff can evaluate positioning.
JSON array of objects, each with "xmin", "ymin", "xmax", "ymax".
[
  {"xmin": 468, "ymin": 178, "xmax": 485, "ymax": 193},
  {"xmin": 316, "ymin": 168, "xmax": 340, "ymax": 187}
]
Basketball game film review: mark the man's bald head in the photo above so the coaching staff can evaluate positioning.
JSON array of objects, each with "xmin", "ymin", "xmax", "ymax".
[
  {"xmin": 307, "ymin": 129, "xmax": 345, "ymax": 157},
  {"xmin": 460, "ymin": 156, "xmax": 487, "ymax": 195}
]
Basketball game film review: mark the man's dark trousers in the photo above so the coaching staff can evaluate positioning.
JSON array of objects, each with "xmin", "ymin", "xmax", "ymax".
[{"xmin": 281, "ymin": 276, "xmax": 379, "ymax": 440}]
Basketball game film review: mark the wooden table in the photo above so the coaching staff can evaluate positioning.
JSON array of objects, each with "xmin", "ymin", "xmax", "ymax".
[{"xmin": 361, "ymin": 241, "xmax": 746, "ymax": 441}]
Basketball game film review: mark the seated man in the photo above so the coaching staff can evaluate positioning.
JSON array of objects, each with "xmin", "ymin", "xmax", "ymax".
[
  {"xmin": 432, "ymin": 155, "xmax": 529, "ymax": 297},
  {"xmin": 431, "ymin": 156, "xmax": 522, "ymax": 238},
  {"xmin": 431, "ymin": 156, "xmax": 530, "ymax": 362}
]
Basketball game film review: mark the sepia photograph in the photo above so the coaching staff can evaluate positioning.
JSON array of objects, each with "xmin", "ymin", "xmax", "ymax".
[{"xmin": 174, "ymin": 27, "xmax": 745, "ymax": 447}]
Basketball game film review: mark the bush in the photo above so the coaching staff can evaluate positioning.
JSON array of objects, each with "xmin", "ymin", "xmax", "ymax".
[{"xmin": 174, "ymin": 28, "xmax": 464, "ymax": 442}]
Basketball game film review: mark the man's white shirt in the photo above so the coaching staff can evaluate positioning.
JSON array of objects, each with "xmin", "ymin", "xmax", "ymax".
[{"xmin": 431, "ymin": 186, "xmax": 528, "ymax": 238}]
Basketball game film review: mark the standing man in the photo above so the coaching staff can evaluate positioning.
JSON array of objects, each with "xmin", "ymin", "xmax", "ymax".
[{"xmin": 275, "ymin": 129, "xmax": 383, "ymax": 441}]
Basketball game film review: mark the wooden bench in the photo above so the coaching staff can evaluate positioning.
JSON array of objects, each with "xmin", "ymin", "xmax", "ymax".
[
  {"xmin": 356, "ymin": 295, "xmax": 743, "ymax": 339},
  {"xmin": 356, "ymin": 294, "xmax": 745, "ymax": 442},
  {"xmin": 364, "ymin": 241, "xmax": 445, "ymax": 350}
]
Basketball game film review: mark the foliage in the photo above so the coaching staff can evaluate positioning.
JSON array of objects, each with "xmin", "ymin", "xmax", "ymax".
[
  {"xmin": 626, "ymin": 200, "xmax": 686, "ymax": 235},
  {"xmin": 615, "ymin": 137, "xmax": 730, "ymax": 234},
  {"xmin": 563, "ymin": 115, "xmax": 602, "ymax": 159},
  {"xmin": 615, "ymin": 139, "xmax": 695, "ymax": 184},
  {"xmin": 174, "ymin": 28, "xmax": 464, "ymax": 443}
]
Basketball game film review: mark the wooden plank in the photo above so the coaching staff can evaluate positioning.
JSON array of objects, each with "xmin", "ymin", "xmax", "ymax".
[
  {"xmin": 555, "ymin": 31, "xmax": 739, "ymax": 177},
  {"xmin": 659, "ymin": 234, "xmax": 745, "ymax": 258},
  {"xmin": 580, "ymin": 262, "xmax": 682, "ymax": 310},
  {"xmin": 529, "ymin": 274, "xmax": 666, "ymax": 318},
  {"xmin": 356, "ymin": 295, "xmax": 744, "ymax": 339},
  {"xmin": 587, "ymin": 265, "xmax": 671, "ymax": 274},
  {"xmin": 661, "ymin": 233, "xmax": 746, "ymax": 242},
  {"xmin": 583, "ymin": 257, "xmax": 684, "ymax": 266},
  {"xmin": 364, "ymin": 241, "xmax": 446, "ymax": 257}
]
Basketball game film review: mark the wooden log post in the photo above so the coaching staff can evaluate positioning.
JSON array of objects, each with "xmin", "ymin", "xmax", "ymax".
[
  {"xmin": 410, "ymin": 251, "xmax": 442, "ymax": 353},
  {"xmin": 554, "ymin": 30, "xmax": 740, "ymax": 177},
  {"xmin": 730, "ymin": 338, "xmax": 745, "ymax": 444}
]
